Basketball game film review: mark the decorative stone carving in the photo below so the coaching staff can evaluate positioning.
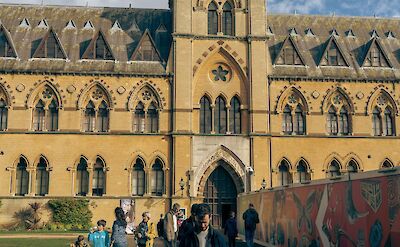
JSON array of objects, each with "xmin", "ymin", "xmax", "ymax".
[
  {"xmin": 16, "ymin": 84, "xmax": 25, "ymax": 92},
  {"xmin": 117, "ymin": 86, "xmax": 126, "ymax": 95},
  {"xmin": 66, "ymin": 85, "xmax": 76, "ymax": 94},
  {"xmin": 311, "ymin": 91, "xmax": 320, "ymax": 99},
  {"xmin": 356, "ymin": 92, "xmax": 364, "ymax": 100},
  {"xmin": 212, "ymin": 65, "xmax": 229, "ymax": 82}
]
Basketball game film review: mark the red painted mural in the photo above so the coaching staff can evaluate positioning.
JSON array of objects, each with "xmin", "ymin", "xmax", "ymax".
[{"xmin": 238, "ymin": 172, "xmax": 400, "ymax": 247}]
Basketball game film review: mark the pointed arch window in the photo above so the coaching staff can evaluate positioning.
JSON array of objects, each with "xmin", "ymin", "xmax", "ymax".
[
  {"xmin": 0, "ymin": 99, "xmax": 7, "ymax": 131},
  {"xmin": 83, "ymin": 101, "xmax": 96, "ymax": 132},
  {"xmin": 132, "ymin": 158, "xmax": 145, "ymax": 196},
  {"xmin": 76, "ymin": 158, "xmax": 89, "ymax": 196},
  {"xmin": 347, "ymin": 160, "xmax": 358, "ymax": 173},
  {"xmin": 133, "ymin": 102, "xmax": 146, "ymax": 133},
  {"xmin": 384, "ymin": 107, "xmax": 395, "ymax": 136},
  {"xmin": 97, "ymin": 101, "xmax": 109, "ymax": 133},
  {"xmin": 215, "ymin": 97, "xmax": 227, "ymax": 134},
  {"xmin": 147, "ymin": 103, "xmax": 159, "ymax": 133},
  {"xmin": 327, "ymin": 106, "xmax": 338, "ymax": 135},
  {"xmin": 372, "ymin": 107, "xmax": 382, "ymax": 136},
  {"xmin": 208, "ymin": 2, "xmax": 218, "ymax": 35},
  {"xmin": 33, "ymin": 100, "xmax": 45, "ymax": 131},
  {"xmin": 282, "ymin": 104, "xmax": 293, "ymax": 134},
  {"xmin": 16, "ymin": 157, "xmax": 29, "ymax": 196},
  {"xmin": 151, "ymin": 159, "xmax": 164, "ymax": 196},
  {"xmin": 222, "ymin": 2, "xmax": 233, "ymax": 36},
  {"xmin": 327, "ymin": 160, "xmax": 341, "ymax": 178},
  {"xmin": 338, "ymin": 107, "xmax": 349, "ymax": 135},
  {"xmin": 278, "ymin": 160, "xmax": 292, "ymax": 186},
  {"xmin": 92, "ymin": 158, "xmax": 105, "ymax": 196},
  {"xmin": 229, "ymin": 96, "xmax": 241, "ymax": 134},
  {"xmin": 294, "ymin": 105, "xmax": 305, "ymax": 135},
  {"xmin": 381, "ymin": 159, "xmax": 394, "ymax": 169},
  {"xmin": 47, "ymin": 100, "xmax": 58, "ymax": 131},
  {"xmin": 297, "ymin": 160, "xmax": 310, "ymax": 183},
  {"xmin": 200, "ymin": 96, "xmax": 212, "ymax": 134},
  {"xmin": 36, "ymin": 157, "xmax": 49, "ymax": 196}
]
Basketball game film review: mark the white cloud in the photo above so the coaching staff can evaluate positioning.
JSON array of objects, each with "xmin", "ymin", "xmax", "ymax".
[{"xmin": 268, "ymin": 0, "xmax": 326, "ymax": 14}]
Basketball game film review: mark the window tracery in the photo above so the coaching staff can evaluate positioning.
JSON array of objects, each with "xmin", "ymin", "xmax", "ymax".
[
  {"xmin": 281, "ymin": 92, "xmax": 306, "ymax": 135},
  {"xmin": 132, "ymin": 87, "xmax": 159, "ymax": 133},
  {"xmin": 371, "ymin": 92, "xmax": 395, "ymax": 136},
  {"xmin": 82, "ymin": 85, "xmax": 110, "ymax": 133},
  {"xmin": 32, "ymin": 85, "xmax": 59, "ymax": 132},
  {"xmin": 326, "ymin": 92, "xmax": 351, "ymax": 136}
]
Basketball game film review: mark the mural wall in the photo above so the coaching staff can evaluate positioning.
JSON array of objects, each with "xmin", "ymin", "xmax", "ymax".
[{"xmin": 238, "ymin": 171, "xmax": 400, "ymax": 247}]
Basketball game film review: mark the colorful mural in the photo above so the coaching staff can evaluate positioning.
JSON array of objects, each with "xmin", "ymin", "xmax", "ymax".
[{"xmin": 238, "ymin": 172, "xmax": 400, "ymax": 247}]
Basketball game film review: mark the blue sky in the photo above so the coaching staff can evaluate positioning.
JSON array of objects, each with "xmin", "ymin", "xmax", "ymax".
[{"xmin": 0, "ymin": 0, "xmax": 399, "ymax": 18}]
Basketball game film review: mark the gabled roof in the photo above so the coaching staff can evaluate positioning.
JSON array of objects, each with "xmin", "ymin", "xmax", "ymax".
[
  {"xmin": 81, "ymin": 30, "xmax": 114, "ymax": 60},
  {"xmin": 0, "ymin": 24, "xmax": 17, "ymax": 58},
  {"xmin": 274, "ymin": 35, "xmax": 305, "ymax": 66},
  {"xmin": 318, "ymin": 35, "xmax": 349, "ymax": 67},
  {"xmin": 130, "ymin": 29, "xmax": 162, "ymax": 63},
  {"xmin": 32, "ymin": 28, "xmax": 67, "ymax": 59},
  {"xmin": 361, "ymin": 37, "xmax": 392, "ymax": 68}
]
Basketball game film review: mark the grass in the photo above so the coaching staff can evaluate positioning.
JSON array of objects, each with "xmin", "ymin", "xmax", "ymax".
[{"xmin": 0, "ymin": 238, "xmax": 74, "ymax": 246}]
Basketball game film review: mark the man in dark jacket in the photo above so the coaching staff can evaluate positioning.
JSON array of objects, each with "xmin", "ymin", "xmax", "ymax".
[
  {"xmin": 178, "ymin": 204, "xmax": 199, "ymax": 241},
  {"xmin": 179, "ymin": 203, "xmax": 226, "ymax": 247},
  {"xmin": 224, "ymin": 211, "xmax": 238, "ymax": 247},
  {"xmin": 242, "ymin": 203, "xmax": 259, "ymax": 247}
]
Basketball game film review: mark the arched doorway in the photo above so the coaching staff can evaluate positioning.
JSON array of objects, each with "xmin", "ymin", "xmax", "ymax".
[{"xmin": 203, "ymin": 161, "xmax": 238, "ymax": 228}]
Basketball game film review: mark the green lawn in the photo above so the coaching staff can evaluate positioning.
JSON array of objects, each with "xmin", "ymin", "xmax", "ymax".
[{"xmin": 0, "ymin": 238, "xmax": 74, "ymax": 246}]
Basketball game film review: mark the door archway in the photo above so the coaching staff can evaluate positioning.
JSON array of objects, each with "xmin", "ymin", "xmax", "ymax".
[{"xmin": 203, "ymin": 160, "xmax": 239, "ymax": 228}]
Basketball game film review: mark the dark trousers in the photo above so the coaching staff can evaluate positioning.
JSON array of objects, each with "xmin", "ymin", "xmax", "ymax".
[
  {"xmin": 228, "ymin": 236, "xmax": 236, "ymax": 247},
  {"xmin": 138, "ymin": 244, "xmax": 146, "ymax": 247},
  {"xmin": 245, "ymin": 230, "xmax": 255, "ymax": 247}
]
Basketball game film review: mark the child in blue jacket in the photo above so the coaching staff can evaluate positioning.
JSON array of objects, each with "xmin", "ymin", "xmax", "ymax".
[{"xmin": 88, "ymin": 219, "xmax": 110, "ymax": 247}]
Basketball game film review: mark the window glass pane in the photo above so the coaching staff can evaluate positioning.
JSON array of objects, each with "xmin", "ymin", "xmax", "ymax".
[{"xmin": 200, "ymin": 96, "xmax": 212, "ymax": 134}]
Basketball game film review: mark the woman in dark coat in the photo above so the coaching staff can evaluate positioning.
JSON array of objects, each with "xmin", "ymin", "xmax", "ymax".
[{"xmin": 111, "ymin": 207, "xmax": 129, "ymax": 247}]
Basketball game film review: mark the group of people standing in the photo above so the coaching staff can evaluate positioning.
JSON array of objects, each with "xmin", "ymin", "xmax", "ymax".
[{"xmin": 71, "ymin": 203, "xmax": 259, "ymax": 247}]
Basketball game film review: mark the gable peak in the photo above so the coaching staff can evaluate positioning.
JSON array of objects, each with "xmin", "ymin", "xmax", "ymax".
[
  {"xmin": 65, "ymin": 20, "xmax": 76, "ymax": 29},
  {"xmin": 19, "ymin": 18, "xmax": 30, "ymax": 28},
  {"xmin": 83, "ymin": 20, "xmax": 94, "ymax": 30},
  {"xmin": 37, "ymin": 19, "xmax": 48, "ymax": 29}
]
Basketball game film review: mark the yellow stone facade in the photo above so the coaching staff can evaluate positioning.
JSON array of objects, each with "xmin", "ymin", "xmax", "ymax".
[{"xmin": 0, "ymin": 0, "xmax": 399, "ymax": 226}]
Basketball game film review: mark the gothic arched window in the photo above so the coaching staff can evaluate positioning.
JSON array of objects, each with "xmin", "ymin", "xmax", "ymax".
[
  {"xmin": 97, "ymin": 101, "xmax": 109, "ymax": 132},
  {"xmin": 371, "ymin": 92, "xmax": 396, "ymax": 136},
  {"xmin": 384, "ymin": 107, "xmax": 394, "ymax": 136},
  {"xmin": 215, "ymin": 96, "xmax": 227, "ymax": 134},
  {"xmin": 327, "ymin": 160, "xmax": 341, "ymax": 178},
  {"xmin": 347, "ymin": 160, "xmax": 358, "ymax": 173},
  {"xmin": 208, "ymin": 2, "xmax": 218, "ymax": 35},
  {"xmin": 132, "ymin": 158, "xmax": 145, "ymax": 196},
  {"xmin": 33, "ymin": 100, "xmax": 45, "ymax": 131},
  {"xmin": 372, "ymin": 107, "xmax": 382, "ymax": 136},
  {"xmin": 84, "ymin": 101, "xmax": 96, "ymax": 132},
  {"xmin": 48, "ymin": 100, "xmax": 58, "ymax": 131},
  {"xmin": 229, "ymin": 96, "xmax": 241, "ymax": 134},
  {"xmin": 151, "ymin": 159, "xmax": 164, "ymax": 196},
  {"xmin": 76, "ymin": 157, "xmax": 89, "ymax": 196},
  {"xmin": 200, "ymin": 96, "xmax": 212, "ymax": 134},
  {"xmin": 294, "ymin": 104, "xmax": 305, "ymax": 135},
  {"xmin": 36, "ymin": 157, "xmax": 49, "ymax": 196},
  {"xmin": 282, "ymin": 104, "xmax": 293, "ymax": 134},
  {"xmin": 16, "ymin": 157, "xmax": 29, "ymax": 196},
  {"xmin": 0, "ymin": 99, "xmax": 7, "ymax": 131},
  {"xmin": 147, "ymin": 103, "xmax": 159, "ymax": 133},
  {"xmin": 92, "ymin": 158, "xmax": 105, "ymax": 196},
  {"xmin": 327, "ymin": 106, "xmax": 338, "ymax": 135},
  {"xmin": 133, "ymin": 102, "xmax": 146, "ymax": 133},
  {"xmin": 278, "ymin": 160, "xmax": 291, "ymax": 186},
  {"xmin": 222, "ymin": 2, "xmax": 233, "ymax": 35},
  {"xmin": 381, "ymin": 159, "xmax": 394, "ymax": 169},
  {"xmin": 297, "ymin": 160, "xmax": 310, "ymax": 183},
  {"xmin": 338, "ymin": 107, "xmax": 349, "ymax": 135}
]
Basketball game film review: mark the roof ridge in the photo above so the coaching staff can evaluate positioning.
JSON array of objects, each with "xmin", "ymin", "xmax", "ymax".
[
  {"xmin": 267, "ymin": 13, "xmax": 400, "ymax": 21},
  {"xmin": 0, "ymin": 3, "xmax": 171, "ymax": 11}
]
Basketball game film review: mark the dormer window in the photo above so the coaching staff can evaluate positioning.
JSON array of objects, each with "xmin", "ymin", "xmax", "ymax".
[{"xmin": 208, "ymin": 1, "xmax": 233, "ymax": 36}]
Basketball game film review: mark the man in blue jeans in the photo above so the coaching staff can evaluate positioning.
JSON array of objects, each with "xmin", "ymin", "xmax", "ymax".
[{"xmin": 242, "ymin": 203, "xmax": 259, "ymax": 247}]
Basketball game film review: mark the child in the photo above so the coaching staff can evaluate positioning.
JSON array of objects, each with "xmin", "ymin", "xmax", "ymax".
[
  {"xmin": 70, "ymin": 235, "xmax": 90, "ymax": 247},
  {"xmin": 88, "ymin": 219, "xmax": 110, "ymax": 247}
]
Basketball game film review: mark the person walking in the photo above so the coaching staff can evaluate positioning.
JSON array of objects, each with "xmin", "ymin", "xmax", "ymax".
[
  {"xmin": 157, "ymin": 214, "xmax": 164, "ymax": 238},
  {"xmin": 179, "ymin": 203, "xmax": 226, "ymax": 247},
  {"xmin": 164, "ymin": 203, "xmax": 180, "ymax": 247},
  {"xmin": 242, "ymin": 203, "xmax": 259, "ymax": 247},
  {"xmin": 224, "ymin": 212, "xmax": 238, "ymax": 247},
  {"xmin": 178, "ymin": 204, "xmax": 198, "ymax": 242},
  {"xmin": 111, "ymin": 207, "xmax": 128, "ymax": 247},
  {"xmin": 88, "ymin": 220, "xmax": 110, "ymax": 247},
  {"xmin": 136, "ymin": 212, "xmax": 157, "ymax": 247}
]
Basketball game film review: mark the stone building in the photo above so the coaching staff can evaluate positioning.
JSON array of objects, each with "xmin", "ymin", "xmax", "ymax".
[{"xmin": 0, "ymin": 0, "xmax": 399, "ymax": 226}]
